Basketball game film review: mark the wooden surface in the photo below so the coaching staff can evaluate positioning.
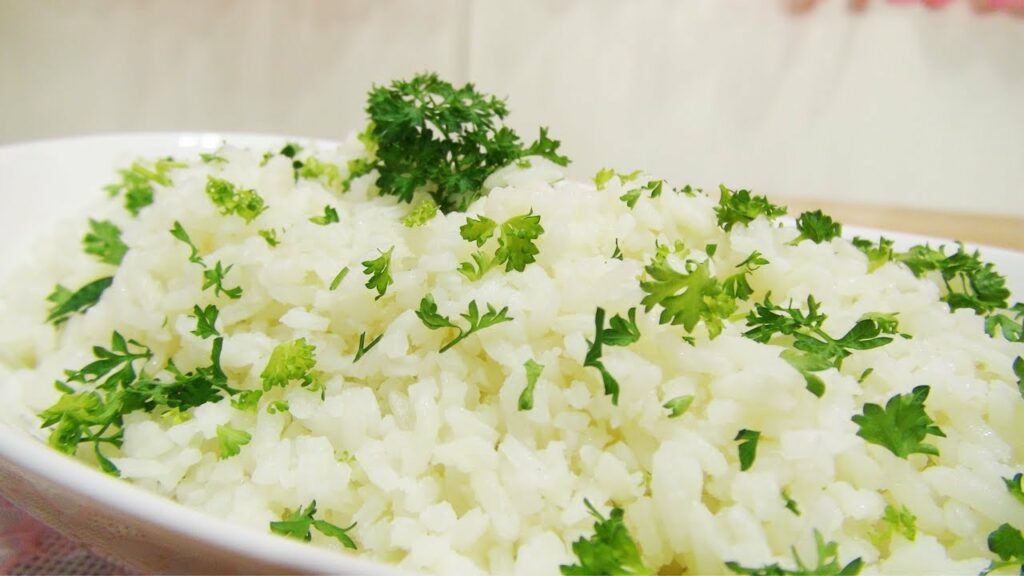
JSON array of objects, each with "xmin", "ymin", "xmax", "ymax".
[{"xmin": 778, "ymin": 198, "xmax": 1024, "ymax": 251}]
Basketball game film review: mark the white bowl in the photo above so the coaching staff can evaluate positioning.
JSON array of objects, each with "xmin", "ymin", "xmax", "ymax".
[{"xmin": 0, "ymin": 133, "xmax": 1021, "ymax": 574}]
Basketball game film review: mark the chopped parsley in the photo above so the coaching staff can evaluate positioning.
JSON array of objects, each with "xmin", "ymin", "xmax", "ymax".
[
  {"xmin": 261, "ymin": 338, "xmax": 317, "ymax": 390},
  {"xmin": 517, "ymin": 359, "xmax": 544, "ymax": 411},
  {"xmin": 353, "ymin": 331, "xmax": 383, "ymax": 363},
  {"xmin": 594, "ymin": 168, "xmax": 641, "ymax": 191},
  {"xmin": 361, "ymin": 247, "xmax": 394, "ymax": 300},
  {"xmin": 309, "ymin": 205, "xmax": 339, "ymax": 226},
  {"xmin": 200, "ymin": 152, "xmax": 226, "ymax": 164},
  {"xmin": 851, "ymin": 385, "xmax": 945, "ymax": 459},
  {"xmin": 402, "ymin": 198, "xmax": 439, "ymax": 227},
  {"xmin": 269, "ymin": 500, "xmax": 357, "ymax": 550},
  {"xmin": 297, "ymin": 157, "xmax": 343, "ymax": 191},
  {"xmin": 104, "ymin": 158, "xmax": 186, "ymax": 216},
  {"xmin": 201, "ymin": 261, "xmax": 243, "ymax": 300},
  {"xmin": 791, "ymin": 210, "xmax": 842, "ymax": 245},
  {"xmin": 45, "ymin": 277, "xmax": 114, "ymax": 325},
  {"xmin": 619, "ymin": 180, "xmax": 664, "ymax": 209},
  {"xmin": 611, "ymin": 240, "xmax": 624, "ymax": 261},
  {"xmin": 216, "ymin": 425, "xmax": 251, "ymax": 459},
  {"xmin": 82, "ymin": 219, "xmax": 128, "ymax": 266},
  {"xmin": 1016, "ymin": 357, "xmax": 1024, "ymax": 399},
  {"xmin": 726, "ymin": 530, "xmax": 862, "ymax": 576},
  {"xmin": 880, "ymin": 504, "xmax": 917, "ymax": 541},
  {"xmin": 205, "ymin": 176, "xmax": 267, "ymax": 223},
  {"xmin": 560, "ymin": 499, "xmax": 649, "ymax": 576},
  {"xmin": 38, "ymin": 331, "xmax": 237, "ymax": 474},
  {"xmin": 170, "ymin": 221, "xmax": 204, "ymax": 266},
  {"xmin": 267, "ymin": 400, "xmax": 290, "ymax": 414},
  {"xmin": 714, "ymin": 185, "xmax": 787, "ymax": 232},
  {"xmin": 258, "ymin": 228, "xmax": 281, "ymax": 247},
  {"xmin": 415, "ymin": 295, "xmax": 513, "ymax": 353},
  {"xmin": 361, "ymin": 73, "xmax": 569, "ymax": 212},
  {"xmin": 189, "ymin": 304, "xmax": 220, "ymax": 339},
  {"xmin": 782, "ymin": 490, "xmax": 801, "ymax": 516},
  {"xmin": 329, "ymin": 266, "xmax": 350, "ymax": 291},
  {"xmin": 986, "ymin": 303, "xmax": 1024, "ymax": 343},
  {"xmin": 663, "ymin": 395, "xmax": 694, "ymax": 418},
  {"xmin": 457, "ymin": 211, "xmax": 545, "ymax": 280},
  {"xmin": 744, "ymin": 295, "xmax": 900, "ymax": 397},
  {"xmin": 735, "ymin": 429, "xmax": 761, "ymax": 471},
  {"xmin": 584, "ymin": 308, "xmax": 641, "ymax": 405},
  {"xmin": 852, "ymin": 236, "xmax": 895, "ymax": 272},
  {"xmin": 982, "ymin": 523, "xmax": 1024, "ymax": 576},
  {"xmin": 640, "ymin": 246, "xmax": 743, "ymax": 339},
  {"xmin": 1004, "ymin": 473, "xmax": 1024, "ymax": 506}
]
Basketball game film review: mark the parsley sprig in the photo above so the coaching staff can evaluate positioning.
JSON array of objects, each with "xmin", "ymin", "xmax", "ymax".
[
  {"xmin": 46, "ymin": 277, "xmax": 114, "ymax": 325},
  {"xmin": 791, "ymin": 210, "xmax": 842, "ymax": 245},
  {"xmin": 584, "ymin": 308, "xmax": 641, "ymax": 405},
  {"xmin": 104, "ymin": 158, "xmax": 186, "ymax": 216},
  {"xmin": 715, "ymin": 185, "xmax": 787, "ymax": 232},
  {"xmin": 359, "ymin": 73, "xmax": 569, "ymax": 212},
  {"xmin": 560, "ymin": 499, "xmax": 650, "ymax": 576},
  {"xmin": 743, "ymin": 295, "xmax": 900, "ymax": 397},
  {"xmin": 269, "ymin": 500, "xmax": 358, "ymax": 550},
  {"xmin": 83, "ymin": 219, "xmax": 128, "ymax": 266},
  {"xmin": 982, "ymin": 524, "xmax": 1024, "ymax": 576},
  {"xmin": 415, "ymin": 295, "xmax": 513, "ymax": 353},
  {"xmin": 726, "ymin": 530, "xmax": 863, "ymax": 576},
  {"xmin": 205, "ymin": 176, "xmax": 267, "ymax": 223},
  {"xmin": 361, "ymin": 247, "xmax": 394, "ymax": 300}
]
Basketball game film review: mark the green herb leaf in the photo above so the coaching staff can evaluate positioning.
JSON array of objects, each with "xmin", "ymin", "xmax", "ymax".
[
  {"xmin": 202, "ymin": 261, "xmax": 243, "ymax": 299},
  {"xmin": 852, "ymin": 385, "xmax": 945, "ymax": 459},
  {"xmin": 46, "ymin": 276, "xmax": 114, "ymax": 324},
  {"xmin": 416, "ymin": 295, "xmax": 513, "ymax": 353},
  {"xmin": 269, "ymin": 500, "xmax": 358, "ymax": 550},
  {"xmin": 82, "ymin": 219, "xmax": 128, "ymax": 266},
  {"xmin": 1004, "ymin": 473, "xmax": 1024, "ymax": 506},
  {"xmin": 518, "ymin": 359, "xmax": 544, "ymax": 411},
  {"xmin": 495, "ymin": 211, "xmax": 544, "ymax": 272},
  {"xmin": 200, "ymin": 152, "xmax": 226, "ymax": 164},
  {"xmin": 852, "ymin": 236, "xmax": 895, "ymax": 272},
  {"xmin": 983, "ymin": 523, "xmax": 1024, "ymax": 576},
  {"xmin": 640, "ymin": 253, "xmax": 736, "ymax": 339},
  {"xmin": 261, "ymin": 338, "xmax": 317, "ymax": 390},
  {"xmin": 791, "ymin": 210, "xmax": 842, "ymax": 245},
  {"xmin": 882, "ymin": 504, "xmax": 917, "ymax": 541},
  {"xmin": 231, "ymin": 390, "xmax": 263, "ymax": 412},
  {"xmin": 726, "ymin": 530, "xmax": 862, "ymax": 576},
  {"xmin": 663, "ymin": 395, "xmax": 694, "ymax": 418},
  {"xmin": 402, "ymin": 198, "xmax": 439, "ymax": 227},
  {"xmin": 297, "ymin": 157, "xmax": 343, "ymax": 191},
  {"xmin": 1015, "ymin": 356, "xmax": 1024, "ymax": 399},
  {"xmin": 460, "ymin": 215, "xmax": 498, "ymax": 247},
  {"xmin": 353, "ymin": 331, "xmax": 383, "ymax": 363},
  {"xmin": 611, "ymin": 240, "xmax": 624, "ymax": 261},
  {"xmin": 584, "ymin": 308, "xmax": 641, "ymax": 405},
  {"xmin": 267, "ymin": 400, "xmax": 289, "ymax": 414},
  {"xmin": 216, "ymin": 425, "xmax": 251, "ymax": 459},
  {"xmin": 104, "ymin": 158, "xmax": 185, "ymax": 216},
  {"xmin": 309, "ymin": 205, "xmax": 339, "ymax": 226},
  {"xmin": 782, "ymin": 490, "xmax": 801, "ymax": 516},
  {"xmin": 715, "ymin": 185, "xmax": 787, "ymax": 232},
  {"xmin": 170, "ymin": 221, "xmax": 205, "ymax": 266},
  {"xmin": 457, "ymin": 251, "xmax": 497, "ymax": 281},
  {"xmin": 189, "ymin": 304, "xmax": 220, "ymax": 339},
  {"xmin": 329, "ymin": 266, "xmax": 350, "ymax": 291},
  {"xmin": 258, "ymin": 228, "xmax": 281, "ymax": 247},
  {"xmin": 735, "ymin": 429, "xmax": 761, "ymax": 471},
  {"xmin": 560, "ymin": 499, "xmax": 650, "ymax": 576},
  {"xmin": 361, "ymin": 247, "xmax": 394, "ymax": 300}
]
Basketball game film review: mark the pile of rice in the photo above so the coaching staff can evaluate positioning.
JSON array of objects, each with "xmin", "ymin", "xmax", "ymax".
[{"xmin": 0, "ymin": 136, "xmax": 1022, "ymax": 575}]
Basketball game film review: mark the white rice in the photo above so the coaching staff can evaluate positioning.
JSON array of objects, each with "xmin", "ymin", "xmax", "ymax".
[{"xmin": 1, "ymin": 136, "xmax": 1021, "ymax": 575}]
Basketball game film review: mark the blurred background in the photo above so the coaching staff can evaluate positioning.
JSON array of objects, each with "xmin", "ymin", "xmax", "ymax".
[{"xmin": 1, "ymin": 0, "xmax": 1022, "ymax": 230}]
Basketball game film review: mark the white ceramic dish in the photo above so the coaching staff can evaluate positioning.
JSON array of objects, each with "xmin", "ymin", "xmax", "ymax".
[{"xmin": 0, "ymin": 133, "xmax": 1021, "ymax": 574}]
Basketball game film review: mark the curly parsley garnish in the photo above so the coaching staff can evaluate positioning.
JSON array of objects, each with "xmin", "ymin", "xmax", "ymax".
[
  {"xmin": 982, "ymin": 524, "xmax": 1024, "ymax": 576},
  {"xmin": 715, "ymin": 185, "xmax": 787, "ymax": 232},
  {"xmin": 791, "ymin": 210, "xmax": 842, "ymax": 245},
  {"xmin": 205, "ymin": 176, "xmax": 267, "ymax": 223},
  {"xmin": 402, "ymin": 198, "xmax": 439, "ymax": 227},
  {"xmin": 261, "ymin": 338, "xmax": 317, "ymax": 390},
  {"xmin": 359, "ymin": 73, "xmax": 569, "ymax": 212},
  {"xmin": 560, "ymin": 499, "xmax": 650, "ymax": 576},
  {"xmin": 46, "ymin": 277, "xmax": 114, "ymax": 325},
  {"xmin": 852, "ymin": 385, "xmax": 945, "ymax": 459},
  {"xmin": 104, "ymin": 158, "xmax": 186, "ymax": 216}
]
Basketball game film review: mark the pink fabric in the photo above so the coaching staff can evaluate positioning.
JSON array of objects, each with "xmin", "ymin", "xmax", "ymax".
[{"xmin": 0, "ymin": 495, "xmax": 134, "ymax": 575}]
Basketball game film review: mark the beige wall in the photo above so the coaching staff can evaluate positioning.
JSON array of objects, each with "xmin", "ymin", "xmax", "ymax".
[{"xmin": 2, "ymin": 0, "xmax": 1022, "ymax": 216}]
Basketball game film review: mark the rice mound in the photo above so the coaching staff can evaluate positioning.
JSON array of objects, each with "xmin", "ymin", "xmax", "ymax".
[{"xmin": 1, "ymin": 136, "xmax": 1022, "ymax": 575}]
